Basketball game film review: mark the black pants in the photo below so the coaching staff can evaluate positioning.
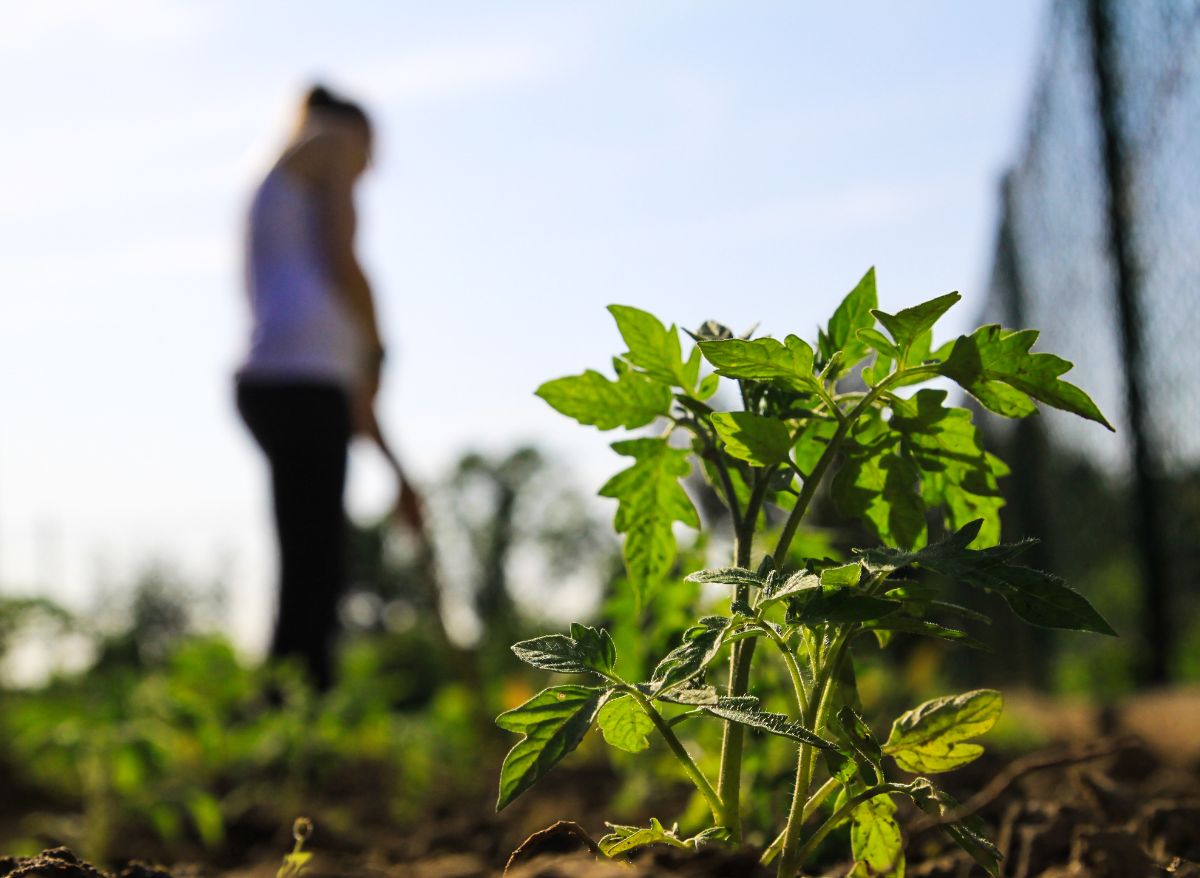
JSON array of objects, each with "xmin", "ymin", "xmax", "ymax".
[{"xmin": 237, "ymin": 379, "xmax": 352, "ymax": 690}]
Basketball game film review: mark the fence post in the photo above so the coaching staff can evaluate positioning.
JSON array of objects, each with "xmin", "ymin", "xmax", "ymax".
[
  {"xmin": 998, "ymin": 174, "xmax": 1054, "ymax": 684},
  {"xmin": 1086, "ymin": 0, "xmax": 1172, "ymax": 684}
]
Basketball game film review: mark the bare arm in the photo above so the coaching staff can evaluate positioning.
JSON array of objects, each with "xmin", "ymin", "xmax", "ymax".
[{"xmin": 362, "ymin": 405, "xmax": 426, "ymax": 535}]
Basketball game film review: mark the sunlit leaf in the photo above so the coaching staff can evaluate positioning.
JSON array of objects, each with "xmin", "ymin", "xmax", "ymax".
[
  {"xmin": 821, "ymin": 267, "xmax": 879, "ymax": 376},
  {"xmin": 536, "ymin": 368, "xmax": 671, "ymax": 430},
  {"xmin": 600, "ymin": 438, "xmax": 700, "ymax": 604},
  {"xmin": 685, "ymin": 566, "xmax": 764, "ymax": 588},
  {"xmin": 497, "ymin": 686, "xmax": 610, "ymax": 810},
  {"xmin": 872, "ymin": 292, "xmax": 960, "ymax": 360},
  {"xmin": 711, "ymin": 412, "xmax": 793, "ymax": 467},
  {"xmin": 511, "ymin": 624, "xmax": 617, "ymax": 677},
  {"xmin": 608, "ymin": 305, "xmax": 697, "ymax": 390},
  {"xmin": 833, "ymin": 436, "xmax": 926, "ymax": 550},
  {"xmin": 698, "ymin": 335, "xmax": 817, "ymax": 392},
  {"xmin": 849, "ymin": 793, "xmax": 904, "ymax": 877},
  {"xmin": 884, "ymin": 689, "xmax": 1001, "ymax": 773},
  {"xmin": 938, "ymin": 324, "xmax": 1113, "ymax": 430},
  {"xmin": 597, "ymin": 695, "xmax": 654, "ymax": 753}
]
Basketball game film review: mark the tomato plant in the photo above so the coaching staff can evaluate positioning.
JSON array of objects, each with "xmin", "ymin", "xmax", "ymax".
[{"xmin": 496, "ymin": 269, "xmax": 1115, "ymax": 877}]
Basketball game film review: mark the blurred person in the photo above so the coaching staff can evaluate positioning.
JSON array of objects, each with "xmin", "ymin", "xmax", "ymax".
[{"xmin": 235, "ymin": 84, "xmax": 423, "ymax": 690}]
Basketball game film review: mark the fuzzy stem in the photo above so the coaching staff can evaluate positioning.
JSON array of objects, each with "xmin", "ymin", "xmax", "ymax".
[
  {"xmin": 685, "ymin": 414, "xmax": 744, "ymax": 527},
  {"xmin": 625, "ymin": 687, "xmax": 725, "ymax": 824},
  {"xmin": 790, "ymin": 782, "xmax": 909, "ymax": 871},
  {"xmin": 772, "ymin": 364, "xmax": 939, "ymax": 564},
  {"xmin": 759, "ymin": 776, "xmax": 839, "ymax": 866},
  {"xmin": 756, "ymin": 621, "xmax": 810, "ymax": 718},
  {"xmin": 716, "ymin": 468, "xmax": 772, "ymax": 840},
  {"xmin": 775, "ymin": 629, "xmax": 854, "ymax": 878}
]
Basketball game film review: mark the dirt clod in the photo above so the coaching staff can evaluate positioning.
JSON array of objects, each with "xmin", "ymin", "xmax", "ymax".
[{"xmin": 0, "ymin": 849, "xmax": 105, "ymax": 878}]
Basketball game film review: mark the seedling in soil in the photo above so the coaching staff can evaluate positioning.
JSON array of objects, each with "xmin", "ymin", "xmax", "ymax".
[
  {"xmin": 277, "ymin": 817, "xmax": 314, "ymax": 878},
  {"xmin": 496, "ymin": 269, "xmax": 1115, "ymax": 877}
]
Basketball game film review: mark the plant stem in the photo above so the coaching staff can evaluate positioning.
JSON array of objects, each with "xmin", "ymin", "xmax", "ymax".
[
  {"xmin": 716, "ymin": 468, "xmax": 772, "ymax": 839},
  {"xmin": 756, "ymin": 621, "xmax": 810, "ymax": 717},
  {"xmin": 713, "ymin": 455, "xmax": 743, "ymax": 528},
  {"xmin": 775, "ymin": 628, "xmax": 853, "ymax": 878},
  {"xmin": 809, "ymin": 381, "xmax": 845, "ymax": 425},
  {"xmin": 790, "ymin": 782, "xmax": 908, "ymax": 871},
  {"xmin": 734, "ymin": 467, "xmax": 772, "ymax": 568},
  {"xmin": 775, "ymin": 685, "xmax": 834, "ymax": 876},
  {"xmin": 682, "ymin": 415, "xmax": 744, "ymax": 526},
  {"xmin": 771, "ymin": 364, "xmax": 939, "ymax": 564},
  {"xmin": 625, "ymin": 687, "xmax": 725, "ymax": 824},
  {"xmin": 760, "ymin": 776, "xmax": 838, "ymax": 866}
]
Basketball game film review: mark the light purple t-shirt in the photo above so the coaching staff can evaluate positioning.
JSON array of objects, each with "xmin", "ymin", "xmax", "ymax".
[{"xmin": 237, "ymin": 166, "xmax": 364, "ymax": 391}]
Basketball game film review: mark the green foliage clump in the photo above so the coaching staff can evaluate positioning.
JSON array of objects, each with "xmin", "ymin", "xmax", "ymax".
[
  {"xmin": 0, "ymin": 634, "xmax": 487, "ymax": 865},
  {"xmin": 498, "ymin": 269, "xmax": 1114, "ymax": 877}
]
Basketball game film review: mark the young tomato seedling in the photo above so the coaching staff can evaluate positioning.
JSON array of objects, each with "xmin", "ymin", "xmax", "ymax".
[{"xmin": 496, "ymin": 269, "xmax": 1115, "ymax": 877}]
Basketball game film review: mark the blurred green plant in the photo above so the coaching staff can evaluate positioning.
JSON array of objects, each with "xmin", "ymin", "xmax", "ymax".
[
  {"xmin": 497, "ymin": 270, "xmax": 1115, "ymax": 877},
  {"xmin": 0, "ymin": 633, "xmax": 492, "ymax": 864}
]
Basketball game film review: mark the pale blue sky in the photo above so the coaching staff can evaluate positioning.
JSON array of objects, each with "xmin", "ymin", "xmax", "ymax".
[{"xmin": 0, "ymin": 1, "xmax": 1045, "ymax": 656}]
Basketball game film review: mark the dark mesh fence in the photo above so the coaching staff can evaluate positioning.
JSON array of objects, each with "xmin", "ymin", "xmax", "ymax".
[{"xmin": 981, "ymin": 0, "xmax": 1200, "ymax": 691}]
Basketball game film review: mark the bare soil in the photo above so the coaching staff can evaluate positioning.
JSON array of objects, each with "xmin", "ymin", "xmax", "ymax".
[{"xmin": 4, "ymin": 688, "xmax": 1200, "ymax": 878}]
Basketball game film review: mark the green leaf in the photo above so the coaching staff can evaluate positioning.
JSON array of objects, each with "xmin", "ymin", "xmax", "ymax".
[
  {"xmin": 884, "ymin": 689, "xmax": 1002, "ymax": 774},
  {"xmin": 836, "ymin": 706, "xmax": 885, "ymax": 784},
  {"xmin": 833, "ymin": 437, "xmax": 927, "ymax": 550},
  {"xmin": 863, "ymin": 350, "xmax": 894, "ymax": 387},
  {"xmin": 822, "ymin": 267, "xmax": 879, "ymax": 375},
  {"xmin": 649, "ymin": 616, "xmax": 728, "ymax": 693},
  {"xmin": 571, "ymin": 623, "xmax": 618, "ymax": 672},
  {"xmin": 859, "ymin": 521, "xmax": 1115, "ymax": 635},
  {"xmin": 938, "ymin": 324, "xmax": 1113, "ymax": 430},
  {"xmin": 278, "ymin": 851, "xmax": 312, "ymax": 878},
  {"xmin": 608, "ymin": 305, "xmax": 694, "ymax": 389},
  {"xmin": 685, "ymin": 567, "xmax": 764, "ymax": 588},
  {"xmin": 599, "ymin": 818, "xmax": 690, "ymax": 857},
  {"xmin": 820, "ymin": 561, "xmax": 863, "ymax": 588},
  {"xmin": 790, "ymin": 587, "xmax": 901, "ymax": 625},
  {"xmin": 890, "ymin": 389, "xmax": 1005, "ymax": 547},
  {"xmin": 187, "ymin": 791, "xmax": 224, "ymax": 848},
  {"xmin": 598, "ymin": 819, "xmax": 727, "ymax": 857},
  {"xmin": 702, "ymin": 702, "xmax": 835, "ymax": 748},
  {"xmin": 600, "ymin": 438, "xmax": 700, "ymax": 603},
  {"xmin": 655, "ymin": 683, "xmax": 752, "ymax": 708},
  {"xmin": 536, "ymin": 368, "xmax": 672, "ymax": 430},
  {"xmin": 597, "ymin": 694, "xmax": 654, "ymax": 753},
  {"xmin": 511, "ymin": 625, "xmax": 617, "ymax": 677},
  {"xmin": 872, "ymin": 292, "xmax": 960, "ymax": 359},
  {"xmin": 697, "ymin": 372, "xmax": 720, "ymax": 400},
  {"xmin": 496, "ymin": 685, "xmax": 609, "ymax": 810},
  {"xmin": 710, "ymin": 412, "xmax": 793, "ymax": 467},
  {"xmin": 698, "ymin": 335, "xmax": 816, "ymax": 392},
  {"xmin": 862, "ymin": 616, "xmax": 989, "ymax": 651},
  {"xmin": 858, "ymin": 518, "xmax": 1012, "ymax": 574},
  {"xmin": 849, "ymin": 793, "xmax": 904, "ymax": 877},
  {"xmin": 993, "ymin": 566, "xmax": 1118, "ymax": 635},
  {"xmin": 903, "ymin": 779, "xmax": 1002, "ymax": 877},
  {"xmin": 759, "ymin": 569, "xmax": 821, "ymax": 607},
  {"xmin": 792, "ymin": 417, "xmax": 838, "ymax": 477},
  {"xmin": 857, "ymin": 327, "xmax": 900, "ymax": 360}
]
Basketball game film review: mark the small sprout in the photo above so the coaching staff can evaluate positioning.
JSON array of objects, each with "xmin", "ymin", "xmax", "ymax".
[
  {"xmin": 293, "ymin": 816, "xmax": 313, "ymax": 844},
  {"xmin": 277, "ymin": 817, "xmax": 314, "ymax": 878}
]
